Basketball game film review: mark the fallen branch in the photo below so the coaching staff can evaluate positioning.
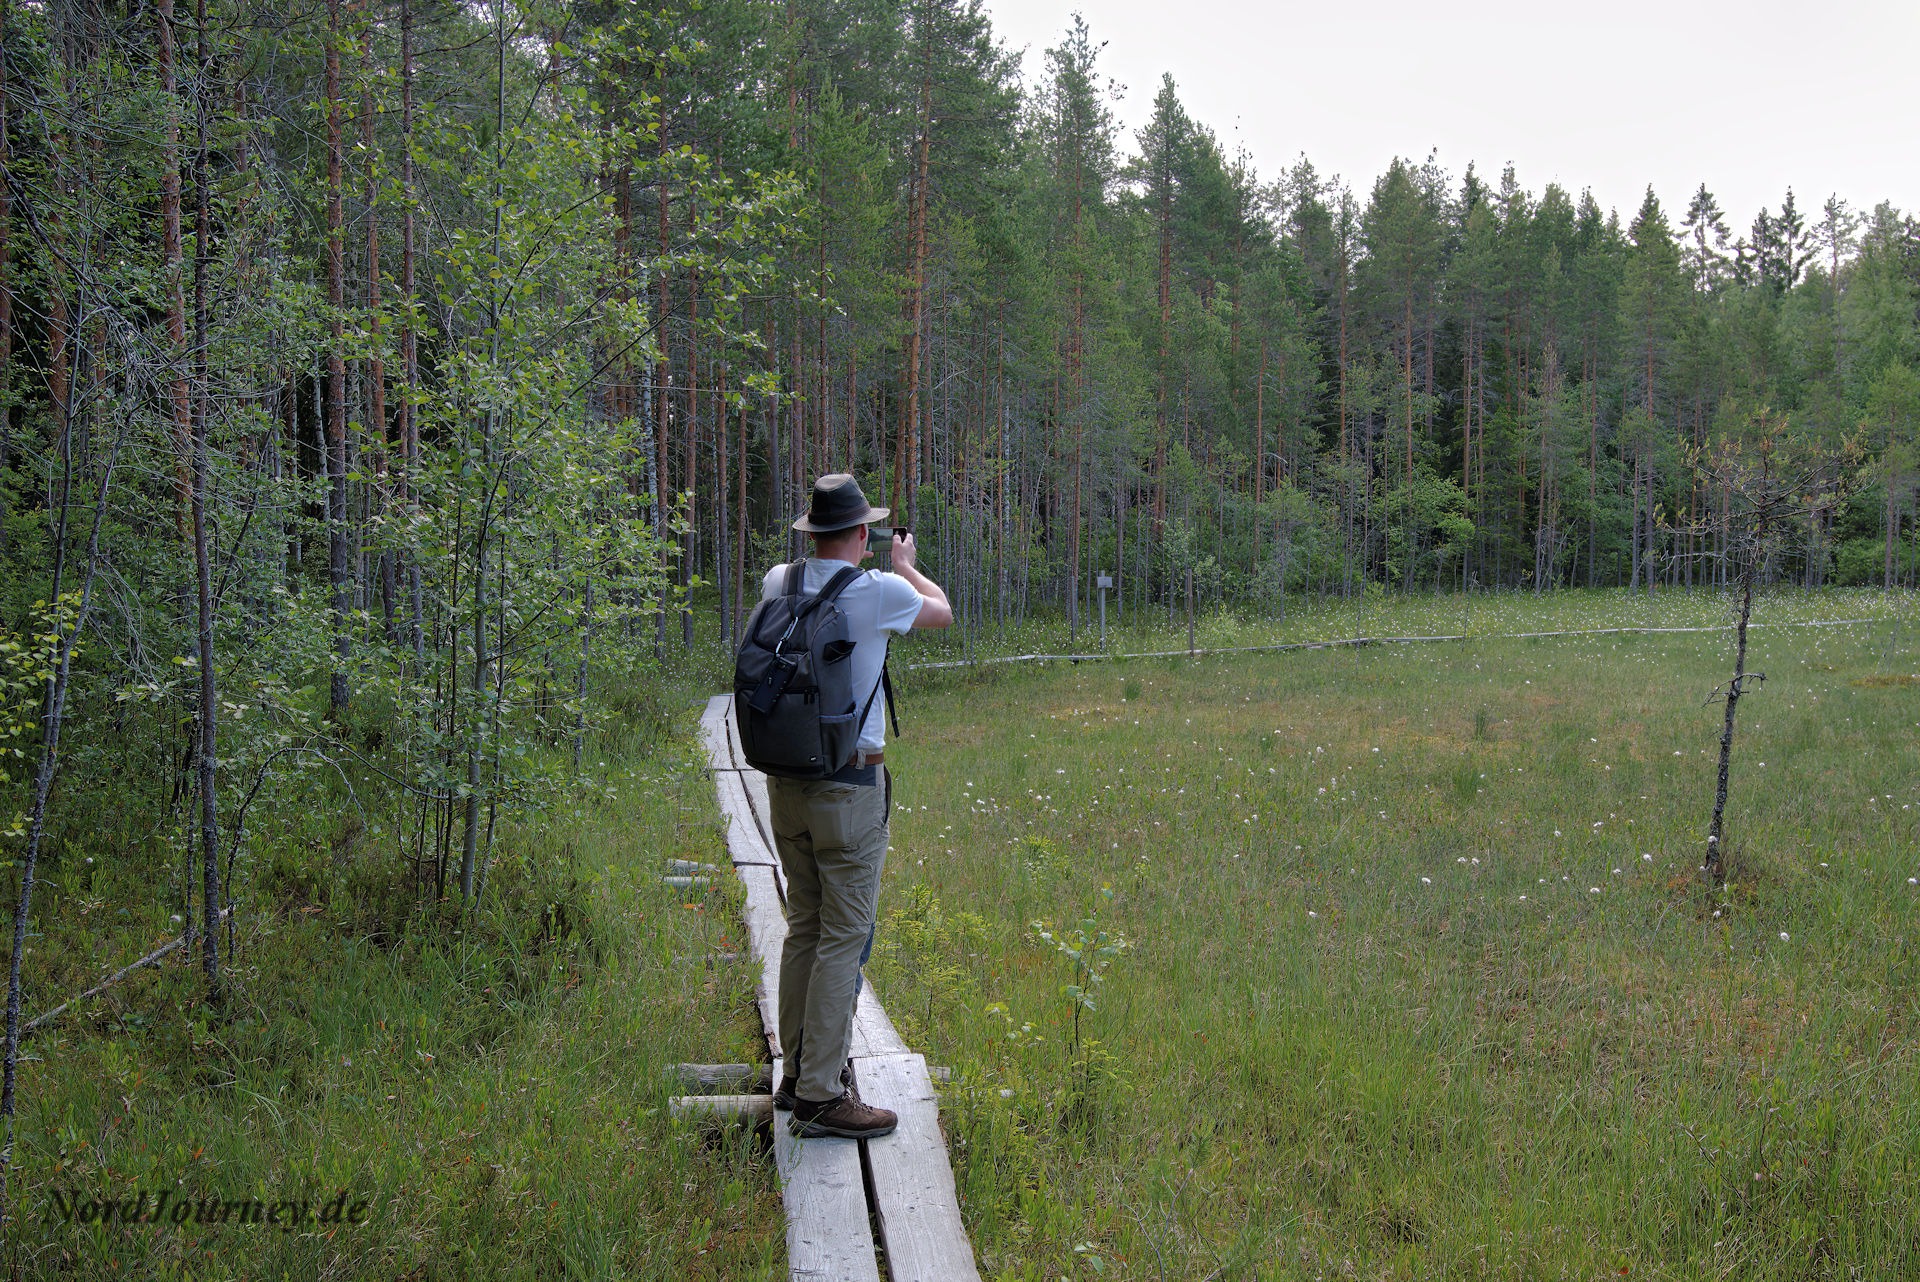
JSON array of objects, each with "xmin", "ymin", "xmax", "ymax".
[
  {"xmin": 22, "ymin": 908, "xmax": 232, "ymax": 1039},
  {"xmin": 907, "ymin": 617, "xmax": 1887, "ymax": 672}
]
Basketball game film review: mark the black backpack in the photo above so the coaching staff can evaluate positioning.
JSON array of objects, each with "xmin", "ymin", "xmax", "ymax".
[{"xmin": 733, "ymin": 561, "xmax": 892, "ymax": 779}]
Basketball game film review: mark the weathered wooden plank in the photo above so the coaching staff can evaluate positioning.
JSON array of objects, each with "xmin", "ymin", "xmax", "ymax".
[
  {"xmin": 714, "ymin": 771, "xmax": 780, "ymax": 867},
  {"xmin": 668, "ymin": 1061, "xmax": 951, "ymax": 1092},
  {"xmin": 721, "ymin": 703, "xmax": 775, "ymax": 835},
  {"xmin": 772, "ymin": 1055, "xmax": 882, "ymax": 1282},
  {"xmin": 851, "ymin": 1054, "xmax": 981, "ymax": 1282},
  {"xmin": 743, "ymin": 769, "xmax": 776, "ymax": 846},
  {"xmin": 734, "ymin": 768, "xmax": 789, "ymax": 900},
  {"xmin": 699, "ymin": 695, "xmax": 733, "ymax": 767},
  {"xmin": 728, "ymin": 706, "xmax": 751, "ymax": 771},
  {"xmin": 734, "ymin": 863, "xmax": 786, "ymax": 955},
  {"xmin": 847, "ymin": 982, "xmax": 909, "ymax": 1059},
  {"xmin": 735, "ymin": 864, "xmax": 787, "ymax": 1060},
  {"xmin": 720, "ymin": 705, "xmax": 787, "ymax": 894}
]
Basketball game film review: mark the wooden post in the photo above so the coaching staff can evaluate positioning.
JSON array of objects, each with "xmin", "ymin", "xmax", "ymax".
[{"xmin": 1186, "ymin": 567, "xmax": 1195, "ymax": 655}]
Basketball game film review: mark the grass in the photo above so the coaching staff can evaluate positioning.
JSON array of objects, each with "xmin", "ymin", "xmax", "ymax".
[
  {"xmin": 9, "ymin": 697, "xmax": 785, "ymax": 1280},
  {"xmin": 866, "ymin": 593, "xmax": 1920, "ymax": 1280},
  {"xmin": 16, "ymin": 586, "xmax": 1911, "ymax": 1279}
]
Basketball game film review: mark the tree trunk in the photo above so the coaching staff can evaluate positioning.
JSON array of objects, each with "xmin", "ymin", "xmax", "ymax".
[
  {"xmin": 1460, "ymin": 317, "xmax": 1474, "ymax": 586},
  {"xmin": 0, "ymin": 23, "xmax": 11, "ymax": 534},
  {"xmin": 190, "ymin": 0, "xmax": 222, "ymax": 1003},
  {"xmin": 1336, "ymin": 240, "xmax": 1351, "ymax": 596},
  {"xmin": 734, "ymin": 391, "xmax": 748, "ymax": 643},
  {"xmin": 42, "ymin": 40, "xmax": 71, "ymax": 452},
  {"xmin": 683, "ymin": 254, "xmax": 698, "ymax": 650},
  {"xmin": 1154, "ymin": 155, "xmax": 1172, "ymax": 532},
  {"xmin": 400, "ymin": 0, "xmax": 423, "ymax": 665},
  {"xmin": 362, "ymin": 22, "xmax": 391, "ymax": 636},
  {"xmin": 1705, "ymin": 509, "xmax": 1761, "ymax": 885},
  {"xmin": 463, "ymin": 0, "xmax": 511, "ymax": 902},
  {"xmin": 158, "ymin": 0, "xmax": 192, "ymax": 536},
  {"xmin": 715, "ymin": 358, "xmax": 729, "ymax": 645},
  {"xmin": 1254, "ymin": 339, "xmax": 1267, "ymax": 509},
  {"xmin": 897, "ymin": 75, "xmax": 931, "ymax": 524},
  {"xmin": 1586, "ymin": 345, "xmax": 1598, "ymax": 588},
  {"xmin": 654, "ymin": 121, "xmax": 672, "ymax": 652},
  {"xmin": 1887, "ymin": 457, "xmax": 1899, "ymax": 591},
  {"xmin": 324, "ymin": 0, "xmax": 351, "ymax": 716}
]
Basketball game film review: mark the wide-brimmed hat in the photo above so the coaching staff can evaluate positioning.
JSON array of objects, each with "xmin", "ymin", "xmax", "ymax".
[{"xmin": 792, "ymin": 473, "xmax": 890, "ymax": 533}]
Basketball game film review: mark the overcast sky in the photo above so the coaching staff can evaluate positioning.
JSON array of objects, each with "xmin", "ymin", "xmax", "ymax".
[{"xmin": 981, "ymin": 0, "xmax": 1920, "ymax": 236}]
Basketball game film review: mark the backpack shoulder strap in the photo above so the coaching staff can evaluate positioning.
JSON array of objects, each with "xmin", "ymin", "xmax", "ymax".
[
  {"xmin": 881, "ymin": 659, "xmax": 900, "ymax": 737},
  {"xmin": 849, "ymin": 648, "xmax": 901, "ymax": 746},
  {"xmin": 814, "ymin": 565, "xmax": 862, "ymax": 607},
  {"xmin": 783, "ymin": 560, "xmax": 806, "ymax": 597},
  {"xmin": 786, "ymin": 563, "xmax": 862, "ymax": 626}
]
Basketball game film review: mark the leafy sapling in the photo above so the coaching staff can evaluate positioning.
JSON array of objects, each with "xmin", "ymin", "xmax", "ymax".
[{"xmin": 1031, "ymin": 893, "xmax": 1130, "ymax": 1057}]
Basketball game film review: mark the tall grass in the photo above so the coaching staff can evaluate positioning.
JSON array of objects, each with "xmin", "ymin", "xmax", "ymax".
[
  {"xmin": 9, "ymin": 693, "xmax": 782, "ymax": 1280},
  {"xmin": 868, "ymin": 597, "xmax": 1920, "ymax": 1279}
]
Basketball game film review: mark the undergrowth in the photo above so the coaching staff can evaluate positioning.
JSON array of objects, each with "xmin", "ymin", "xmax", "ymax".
[{"xmin": 6, "ymin": 670, "xmax": 780, "ymax": 1280}]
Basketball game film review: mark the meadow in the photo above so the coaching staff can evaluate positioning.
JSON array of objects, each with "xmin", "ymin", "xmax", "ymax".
[{"xmin": 868, "ymin": 593, "xmax": 1920, "ymax": 1280}]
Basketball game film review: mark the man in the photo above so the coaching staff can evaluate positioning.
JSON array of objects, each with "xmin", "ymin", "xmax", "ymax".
[{"xmin": 763, "ymin": 473, "xmax": 951, "ymax": 1139}]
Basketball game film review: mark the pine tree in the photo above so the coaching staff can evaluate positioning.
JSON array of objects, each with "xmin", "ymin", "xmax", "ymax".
[
  {"xmin": 1357, "ymin": 157, "xmax": 1445, "ymax": 589},
  {"xmin": 1682, "ymin": 184, "xmax": 1732, "ymax": 293}
]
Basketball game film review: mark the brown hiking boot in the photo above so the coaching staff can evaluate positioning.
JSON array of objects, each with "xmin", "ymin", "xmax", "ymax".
[
  {"xmin": 773, "ymin": 1065, "xmax": 855, "ymax": 1112},
  {"xmin": 788, "ymin": 1092, "xmax": 896, "ymax": 1139}
]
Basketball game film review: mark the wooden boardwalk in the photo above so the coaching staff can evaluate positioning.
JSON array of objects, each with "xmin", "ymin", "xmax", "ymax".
[{"xmin": 698, "ymin": 696, "xmax": 981, "ymax": 1282}]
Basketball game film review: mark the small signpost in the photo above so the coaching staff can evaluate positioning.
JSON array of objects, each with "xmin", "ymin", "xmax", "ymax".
[
  {"xmin": 1187, "ymin": 567, "xmax": 1196, "ymax": 655},
  {"xmin": 1096, "ymin": 573, "xmax": 1113, "ymax": 646}
]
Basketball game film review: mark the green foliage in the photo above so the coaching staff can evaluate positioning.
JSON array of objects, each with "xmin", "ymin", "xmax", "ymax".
[
  {"xmin": 1015, "ymin": 833, "xmax": 1062, "ymax": 882},
  {"xmin": 1834, "ymin": 535, "xmax": 1918, "ymax": 585},
  {"xmin": 871, "ymin": 882, "xmax": 985, "ymax": 1036},
  {"xmin": 1031, "ymin": 906, "xmax": 1129, "ymax": 1030},
  {"xmin": 11, "ymin": 705, "xmax": 784, "ymax": 1279},
  {"xmin": 1029, "ymin": 899, "xmax": 1131, "ymax": 1136},
  {"xmin": 0, "ymin": 595, "xmax": 76, "ymax": 807}
]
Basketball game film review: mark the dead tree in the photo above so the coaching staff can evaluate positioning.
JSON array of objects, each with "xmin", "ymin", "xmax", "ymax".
[{"xmin": 1699, "ymin": 412, "xmax": 1858, "ymax": 887}]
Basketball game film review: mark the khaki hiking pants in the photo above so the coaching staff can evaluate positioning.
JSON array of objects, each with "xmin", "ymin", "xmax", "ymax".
[{"xmin": 768, "ymin": 771, "xmax": 889, "ymax": 1103}]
